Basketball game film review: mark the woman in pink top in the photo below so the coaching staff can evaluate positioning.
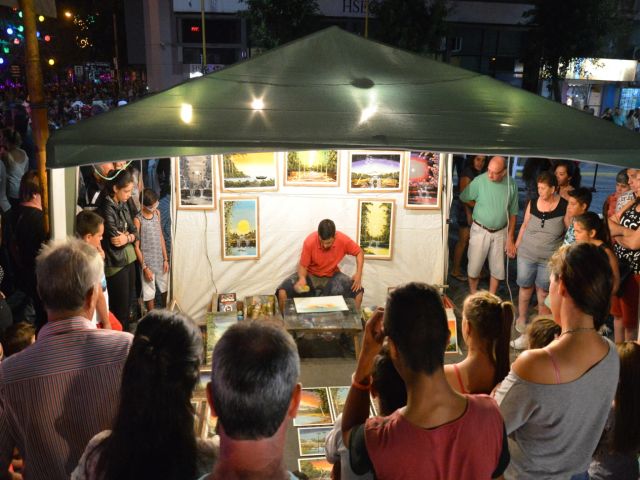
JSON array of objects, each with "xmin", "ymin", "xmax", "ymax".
[{"xmin": 445, "ymin": 291, "xmax": 514, "ymax": 394}]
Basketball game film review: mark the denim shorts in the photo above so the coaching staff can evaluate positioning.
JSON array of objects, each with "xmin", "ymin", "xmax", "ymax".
[
  {"xmin": 276, "ymin": 271, "xmax": 363, "ymax": 299},
  {"xmin": 517, "ymin": 256, "xmax": 551, "ymax": 290}
]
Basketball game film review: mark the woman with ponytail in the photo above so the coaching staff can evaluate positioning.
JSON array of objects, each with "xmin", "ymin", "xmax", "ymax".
[
  {"xmin": 72, "ymin": 310, "xmax": 217, "ymax": 480},
  {"xmin": 445, "ymin": 291, "xmax": 514, "ymax": 394},
  {"xmin": 573, "ymin": 212, "xmax": 622, "ymax": 342}
]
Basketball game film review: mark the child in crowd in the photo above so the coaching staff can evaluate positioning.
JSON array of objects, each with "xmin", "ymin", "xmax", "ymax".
[
  {"xmin": 76, "ymin": 210, "xmax": 115, "ymax": 330},
  {"xmin": 603, "ymin": 169, "xmax": 630, "ymax": 219},
  {"xmin": 0, "ymin": 321, "xmax": 34, "ymax": 357},
  {"xmin": 325, "ymin": 347, "xmax": 407, "ymax": 480},
  {"xmin": 554, "ymin": 161, "xmax": 576, "ymax": 201},
  {"xmin": 573, "ymin": 212, "xmax": 622, "ymax": 342},
  {"xmin": 589, "ymin": 341, "xmax": 640, "ymax": 480},
  {"xmin": 134, "ymin": 189, "xmax": 169, "ymax": 312},
  {"xmin": 615, "ymin": 169, "xmax": 636, "ymax": 213},
  {"xmin": 526, "ymin": 316, "xmax": 561, "ymax": 349},
  {"xmin": 563, "ymin": 187, "xmax": 592, "ymax": 245},
  {"xmin": 444, "ymin": 291, "xmax": 514, "ymax": 394}
]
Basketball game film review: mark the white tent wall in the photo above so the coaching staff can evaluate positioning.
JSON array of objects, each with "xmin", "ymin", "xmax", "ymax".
[{"xmin": 170, "ymin": 151, "xmax": 451, "ymax": 322}]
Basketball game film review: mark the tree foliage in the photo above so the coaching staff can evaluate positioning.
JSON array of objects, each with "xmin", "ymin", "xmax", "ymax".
[
  {"xmin": 241, "ymin": 0, "xmax": 319, "ymax": 51},
  {"xmin": 523, "ymin": 0, "xmax": 630, "ymax": 100},
  {"xmin": 370, "ymin": 0, "xmax": 449, "ymax": 54}
]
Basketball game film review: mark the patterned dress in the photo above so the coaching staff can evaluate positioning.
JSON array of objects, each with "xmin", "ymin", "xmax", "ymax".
[{"xmin": 614, "ymin": 203, "xmax": 640, "ymax": 273}]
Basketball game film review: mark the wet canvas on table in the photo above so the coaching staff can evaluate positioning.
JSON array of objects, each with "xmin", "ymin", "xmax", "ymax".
[
  {"xmin": 220, "ymin": 153, "xmax": 278, "ymax": 192},
  {"xmin": 176, "ymin": 155, "xmax": 215, "ymax": 210},
  {"xmin": 348, "ymin": 150, "xmax": 403, "ymax": 193},
  {"xmin": 220, "ymin": 198, "xmax": 259, "ymax": 261},
  {"xmin": 297, "ymin": 426, "xmax": 333, "ymax": 456},
  {"xmin": 293, "ymin": 387, "xmax": 333, "ymax": 427},
  {"xmin": 405, "ymin": 151, "xmax": 442, "ymax": 209},
  {"xmin": 285, "ymin": 150, "xmax": 339, "ymax": 186},
  {"xmin": 298, "ymin": 457, "xmax": 333, "ymax": 480},
  {"xmin": 357, "ymin": 199, "xmax": 395, "ymax": 260}
]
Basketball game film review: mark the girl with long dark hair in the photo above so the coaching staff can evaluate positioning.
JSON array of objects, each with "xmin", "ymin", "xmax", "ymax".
[{"xmin": 72, "ymin": 310, "xmax": 216, "ymax": 479}]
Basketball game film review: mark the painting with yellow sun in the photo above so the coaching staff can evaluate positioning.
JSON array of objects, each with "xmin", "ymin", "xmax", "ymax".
[
  {"xmin": 220, "ymin": 198, "xmax": 260, "ymax": 260},
  {"xmin": 357, "ymin": 199, "xmax": 395, "ymax": 260}
]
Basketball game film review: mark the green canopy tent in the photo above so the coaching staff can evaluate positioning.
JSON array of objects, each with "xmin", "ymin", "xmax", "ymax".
[{"xmin": 48, "ymin": 26, "xmax": 640, "ymax": 168}]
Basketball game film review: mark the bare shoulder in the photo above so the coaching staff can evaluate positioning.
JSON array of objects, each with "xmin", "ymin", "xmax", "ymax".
[{"xmin": 511, "ymin": 348, "xmax": 557, "ymax": 385}]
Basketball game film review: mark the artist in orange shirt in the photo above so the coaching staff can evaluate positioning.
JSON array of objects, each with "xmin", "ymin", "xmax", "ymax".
[{"xmin": 276, "ymin": 219, "xmax": 364, "ymax": 313}]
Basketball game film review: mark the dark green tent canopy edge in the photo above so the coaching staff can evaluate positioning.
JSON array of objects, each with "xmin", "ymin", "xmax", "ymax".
[{"xmin": 47, "ymin": 26, "xmax": 640, "ymax": 169}]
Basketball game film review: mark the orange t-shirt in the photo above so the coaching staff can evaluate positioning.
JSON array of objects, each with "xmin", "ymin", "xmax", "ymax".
[{"xmin": 300, "ymin": 231, "xmax": 361, "ymax": 277}]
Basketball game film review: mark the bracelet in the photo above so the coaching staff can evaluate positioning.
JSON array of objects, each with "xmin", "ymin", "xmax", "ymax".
[
  {"xmin": 351, "ymin": 373, "xmax": 371, "ymax": 392},
  {"xmin": 163, "ymin": 259, "xmax": 169, "ymax": 263}
]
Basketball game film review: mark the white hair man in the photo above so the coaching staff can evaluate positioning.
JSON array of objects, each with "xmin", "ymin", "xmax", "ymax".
[{"xmin": 0, "ymin": 237, "xmax": 132, "ymax": 480}]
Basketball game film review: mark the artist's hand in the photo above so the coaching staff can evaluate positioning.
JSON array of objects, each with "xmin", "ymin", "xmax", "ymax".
[
  {"xmin": 351, "ymin": 273, "xmax": 362, "ymax": 292},
  {"xmin": 294, "ymin": 277, "xmax": 307, "ymax": 292},
  {"xmin": 110, "ymin": 231, "xmax": 128, "ymax": 247}
]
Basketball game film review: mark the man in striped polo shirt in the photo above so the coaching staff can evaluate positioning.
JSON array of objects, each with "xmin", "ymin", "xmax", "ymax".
[{"xmin": 0, "ymin": 237, "xmax": 133, "ymax": 480}]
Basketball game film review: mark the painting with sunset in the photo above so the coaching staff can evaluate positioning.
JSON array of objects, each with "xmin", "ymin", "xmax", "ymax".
[
  {"xmin": 405, "ymin": 151, "xmax": 442, "ymax": 209},
  {"xmin": 297, "ymin": 457, "xmax": 332, "ymax": 480},
  {"xmin": 357, "ymin": 199, "xmax": 395, "ymax": 260},
  {"xmin": 220, "ymin": 153, "xmax": 278, "ymax": 191},
  {"xmin": 220, "ymin": 198, "xmax": 260, "ymax": 261},
  {"xmin": 293, "ymin": 387, "xmax": 333, "ymax": 427},
  {"xmin": 285, "ymin": 150, "xmax": 339, "ymax": 186},
  {"xmin": 176, "ymin": 155, "xmax": 215, "ymax": 210},
  {"xmin": 348, "ymin": 150, "xmax": 403, "ymax": 193}
]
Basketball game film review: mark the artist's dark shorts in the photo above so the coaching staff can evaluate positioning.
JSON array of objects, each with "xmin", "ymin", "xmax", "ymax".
[{"xmin": 276, "ymin": 271, "xmax": 364, "ymax": 299}]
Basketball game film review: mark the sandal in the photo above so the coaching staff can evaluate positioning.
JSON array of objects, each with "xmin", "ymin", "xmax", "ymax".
[{"xmin": 451, "ymin": 272, "xmax": 468, "ymax": 282}]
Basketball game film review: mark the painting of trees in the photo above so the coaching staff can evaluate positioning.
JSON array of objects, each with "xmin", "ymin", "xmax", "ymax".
[
  {"xmin": 285, "ymin": 150, "xmax": 339, "ymax": 186},
  {"xmin": 357, "ymin": 200, "xmax": 395, "ymax": 260}
]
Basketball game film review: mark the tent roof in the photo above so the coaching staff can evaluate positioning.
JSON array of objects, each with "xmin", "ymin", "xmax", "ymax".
[{"xmin": 48, "ymin": 26, "xmax": 640, "ymax": 168}]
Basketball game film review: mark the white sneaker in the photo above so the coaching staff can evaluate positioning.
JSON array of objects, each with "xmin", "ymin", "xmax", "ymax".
[{"xmin": 511, "ymin": 334, "xmax": 529, "ymax": 350}]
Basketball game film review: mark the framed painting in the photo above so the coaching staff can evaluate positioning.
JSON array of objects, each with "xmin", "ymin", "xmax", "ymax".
[
  {"xmin": 220, "ymin": 197, "xmax": 260, "ymax": 261},
  {"xmin": 284, "ymin": 150, "xmax": 339, "ymax": 186},
  {"xmin": 348, "ymin": 150, "xmax": 403, "ymax": 193},
  {"xmin": 297, "ymin": 457, "xmax": 333, "ymax": 480},
  {"xmin": 297, "ymin": 426, "xmax": 333, "ymax": 457},
  {"xmin": 176, "ymin": 155, "xmax": 215, "ymax": 210},
  {"xmin": 293, "ymin": 387, "xmax": 333, "ymax": 427},
  {"xmin": 446, "ymin": 308, "xmax": 460, "ymax": 355},
  {"xmin": 219, "ymin": 153, "xmax": 278, "ymax": 192},
  {"xmin": 327, "ymin": 386, "xmax": 349, "ymax": 418},
  {"xmin": 404, "ymin": 151, "xmax": 442, "ymax": 209},
  {"xmin": 357, "ymin": 199, "xmax": 395, "ymax": 260}
]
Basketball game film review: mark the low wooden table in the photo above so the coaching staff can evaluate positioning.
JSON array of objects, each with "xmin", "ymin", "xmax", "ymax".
[{"xmin": 282, "ymin": 297, "xmax": 363, "ymax": 358}]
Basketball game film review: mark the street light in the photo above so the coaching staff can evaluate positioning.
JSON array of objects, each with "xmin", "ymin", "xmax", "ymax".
[
  {"xmin": 64, "ymin": 11, "xmax": 72, "ymax": 18},
  {"xmin": 48, "ymin": 58, "xmax": 55, "ymax": 66}
]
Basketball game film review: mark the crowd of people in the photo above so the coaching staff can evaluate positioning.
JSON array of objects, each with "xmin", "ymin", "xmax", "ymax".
[
  {"xmin": 1, "ymin": 79, "xmax": 148, "ymax": 131},
  {"xmin": 0, "ymin": 234, "xmax": 636, "ymax": 479},
  {"xmin": 0, "ymin": 80, "xmax": 637, "ymax": 477}
]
